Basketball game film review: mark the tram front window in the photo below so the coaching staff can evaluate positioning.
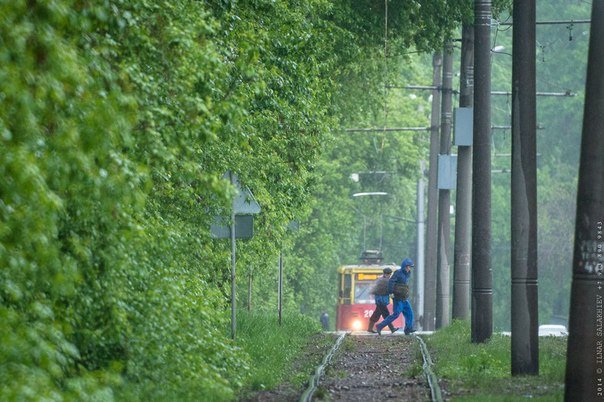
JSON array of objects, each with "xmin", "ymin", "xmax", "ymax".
[{"xmin": 354, "ymin": 281, "xmax": 374, "ymax": 304}]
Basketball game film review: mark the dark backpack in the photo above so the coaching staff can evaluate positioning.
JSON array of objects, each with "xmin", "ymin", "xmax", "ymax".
[{"xmin": 392, "ymin": 283, "xmax": 409, "ymax": 299}]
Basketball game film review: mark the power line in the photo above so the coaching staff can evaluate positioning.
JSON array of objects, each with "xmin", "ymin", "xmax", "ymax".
[
  {"xmin": 343, "ymin": 125, "xmax": 544, "ymax": 133},
  {"xmin": 387, "ymin": 85, "xmax": 576, "ymax": 97},
  {"xmin": 344, "ymin": 127, "xmax": 430, "ymax": 133},
  {"xmin": 497, "ymin": 19, "xmax": 591, "ymax": 26},
  {"xmin": 386, "ymin": 84, "xmax": 459, "ymax": 95},
  {"xmin": 492, "ymin": 90, "xmax": 576, "ymax": 97}
]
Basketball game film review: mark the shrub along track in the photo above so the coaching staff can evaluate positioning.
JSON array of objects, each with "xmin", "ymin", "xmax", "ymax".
[{"xmin": 305, "ymin": 332, "xmax": 438, "ymax": 402}]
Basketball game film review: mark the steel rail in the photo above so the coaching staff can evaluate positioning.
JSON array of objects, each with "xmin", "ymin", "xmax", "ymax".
[
  {"xmin": 413, "ymin": 334, "xmax": 443, "ymax": 402},
  {"xmin": 299, "ymin": 332, "xmax": 347, "ymax": 402}
]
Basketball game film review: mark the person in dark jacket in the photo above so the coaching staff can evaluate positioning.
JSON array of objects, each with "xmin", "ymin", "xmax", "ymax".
[
  {"xmin": 367, "ymin": 267, "xmax": 398, "ymax": 333},
  {"xmin": 320, "ymin": 311, "xmax": 329, "ymax": 331},
  {"xmin": 375, "ymin": 258, "xmax": 416, "ymax": 335}
]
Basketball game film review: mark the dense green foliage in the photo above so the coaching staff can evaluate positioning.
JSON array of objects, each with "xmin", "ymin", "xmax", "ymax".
[
  {"xmin": 425, "ymin": 321, "xmax": 566, "ymax": 400},
  {"xmin": 2, "ymin": 0, "xmax": 586, "ymax": 398},
  {"xmin": 1, "ymin": 1, "xmax": 246, "ymax": 400},
  {"xmin": 0, "ymin": 0, "xmax": 467, "ymax": 400}
]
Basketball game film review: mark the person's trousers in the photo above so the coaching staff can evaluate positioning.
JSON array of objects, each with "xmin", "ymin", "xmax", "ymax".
[
  {"xmin": 376, "ymin": 299, "xmax": 414, "ymax": 331},
  {"xmin": 369, "ymin": 303, "xmax": 391, "ymax": 323}
]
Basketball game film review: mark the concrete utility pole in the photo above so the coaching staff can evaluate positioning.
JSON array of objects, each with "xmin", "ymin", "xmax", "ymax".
[
  {"xmin": 471, "ymin": 0, "xmax": 493, "ymax": 343},
  {"xmin": 453, "ymin": 24, "xmax": 474, "ymax": 321},
  {"xmin": 436, "ymin": 43, "xmax": 454, "ymax": 329},
  {"xmin": 564, "ymin": 1, "xmax": 604, "ymax": 399},
  {"xmin": 424, "ymin": 52, "xmax": 443, "ymax": 331},
  {"xmin": 416, "ymin": 165, "xmax": 426, "ymax": 324},
  {"xmin": 511, "ymin": 0, "xmax": 539, "ymax": 375}
]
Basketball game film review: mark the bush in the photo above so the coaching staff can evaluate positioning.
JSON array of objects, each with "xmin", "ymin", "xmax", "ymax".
[{"xmin": 1, "ymin": 1, "xmax": 245, "ymax": 399}]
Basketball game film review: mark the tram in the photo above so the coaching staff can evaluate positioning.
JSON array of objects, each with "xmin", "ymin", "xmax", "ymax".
[{"xmin": 336, "ymin": 250, "xmax": 403, "ymax": 331}]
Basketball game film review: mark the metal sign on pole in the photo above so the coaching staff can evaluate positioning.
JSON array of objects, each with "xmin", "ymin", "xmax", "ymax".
[
  {"xmin": 210, "ymin": 173, "xmax": 261, "ymax": 239},
  {"xmin": 437, "ymin": 154, "xmax": 458, "ymax": 190},
  {"xmin": 210, "ymin": 172, "xmax": 261, "ymax": 340},
  {"xmin": 211, "ymin": 215, "xmax": 255, "ymax": 239}
]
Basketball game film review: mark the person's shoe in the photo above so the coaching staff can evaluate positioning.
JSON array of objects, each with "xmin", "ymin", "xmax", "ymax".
[
  {"xmin": 404, "ymin": 327, "xmax": 417, "ymax": 335},
  {"xmin": 376, "ymin": 326, "xmax": 383, "ymax": 335},
  {"xmin": 368, "ymin": 329, "xmax": 376, "ymax": 333},
  {"xmin": 390, "ymin": 327, "xmax": 399, "ymax": 333}
]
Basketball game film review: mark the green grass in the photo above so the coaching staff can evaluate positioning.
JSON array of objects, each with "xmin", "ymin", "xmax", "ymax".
[
  {"xmin": 424, "ymin": 320, "xmax": 566, "ymax": 401},
  {"xmin": 236, "ymin": 310, "xmax": 330, "ymax": 395}
]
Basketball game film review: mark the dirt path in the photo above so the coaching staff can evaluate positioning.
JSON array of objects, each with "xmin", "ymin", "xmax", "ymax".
[{"xmin": 314, "ymin": 333, "xmax": 430, "ymax": 401}]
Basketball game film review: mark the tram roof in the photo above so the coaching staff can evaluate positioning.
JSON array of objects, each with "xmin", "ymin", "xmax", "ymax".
[{"xmin": 337, "ymin": 263, "xmax": 399, "ymax": 274}]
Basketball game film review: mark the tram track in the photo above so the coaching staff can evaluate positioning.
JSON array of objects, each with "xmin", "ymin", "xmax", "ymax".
[
  {"xmin": 413, "ymin": 334, "xmax": 443, "ymax": 402},
  {"xmin": 299, "ymin": 332, "xmax": 347, "ymax": 402},
  {"xmin": 300, "ymin": 332, "xmax": 443, "ymax": 402}
]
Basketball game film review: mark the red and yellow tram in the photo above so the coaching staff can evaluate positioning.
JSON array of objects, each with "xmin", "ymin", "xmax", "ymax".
[{"xmin": 336, "ymin": 251, "xmax": 403, "ymax": 331}]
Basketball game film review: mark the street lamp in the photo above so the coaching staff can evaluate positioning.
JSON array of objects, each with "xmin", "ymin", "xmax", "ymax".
[
  {"xmin": 491, "ymin": 45, "xmax": 513, "ymax": 58},
  {"xmin": 352, "ymin": 192, "xmax": 389, "ymax": 197}
]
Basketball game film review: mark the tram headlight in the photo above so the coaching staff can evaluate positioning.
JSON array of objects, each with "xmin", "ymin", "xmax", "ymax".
[{"xmin": 351, "ymin": 319, "xmax": 362, "ymax": 331}]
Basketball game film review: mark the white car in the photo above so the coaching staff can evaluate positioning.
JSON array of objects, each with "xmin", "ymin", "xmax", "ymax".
[
  {"xmin": 498, "ymin": 325, "xmax": 568, "ymax": 337},
  {"xmin": 538, "ymin": 324, "xmax": 568, "ymax": 337}
]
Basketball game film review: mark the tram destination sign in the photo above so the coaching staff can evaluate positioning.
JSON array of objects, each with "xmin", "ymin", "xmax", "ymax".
[{"xmin": 357, "ymin": 273, "xmax": 379, "ymax": 280}]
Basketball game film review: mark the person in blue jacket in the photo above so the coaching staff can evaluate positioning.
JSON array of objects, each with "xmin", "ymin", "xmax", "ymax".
[
  {"xmin": 375, "ymin": 258, "xmax": 416, "ymax": 335},
  {"xmin": 367, "ymin": 267, "xmax": 398, "ymax": 333}
]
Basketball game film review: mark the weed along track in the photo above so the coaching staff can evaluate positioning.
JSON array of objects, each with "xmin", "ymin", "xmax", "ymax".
[{"xmin": 303, "ymin": 333, "xmax": 438, "ymax": 402}]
